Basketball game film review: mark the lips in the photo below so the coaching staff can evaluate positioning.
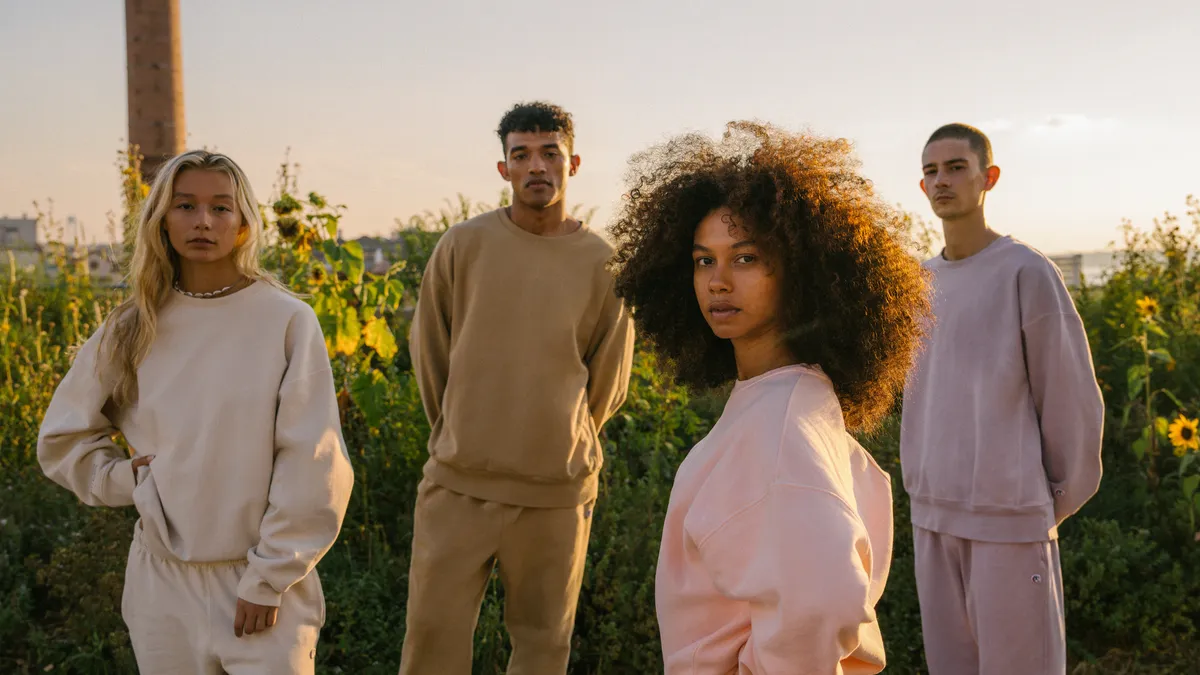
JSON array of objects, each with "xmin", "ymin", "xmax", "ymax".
[
  {"xmin": 188, "ymin": 238, "xmax": 216, "ymax": 245},
  {"xmin": 708, "ymin": 301, "xmax": 740, "ymax": 319},
  {"xmin": 934, "ymin": 194, "xmax": 954, "ymax": 202},
  {"xmin": 526, "ymin": 180, "xmax": 552, "ymax": 188}
]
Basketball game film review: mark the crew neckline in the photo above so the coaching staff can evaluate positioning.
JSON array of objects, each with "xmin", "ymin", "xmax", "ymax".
[
  {"xmin": 731, "ymin": 363, "xmax": 828, "ymax": 394},
  {"xmin": 928, "ymin": 234, "xmax": 1013, "ymax": 269},
  {"xmin": 169, "ymin": 278, "xmax": 265, "ymax": 308},
  {"xmin": 496, "ymin": 207, "xmax": 591, "ymax": 243}
]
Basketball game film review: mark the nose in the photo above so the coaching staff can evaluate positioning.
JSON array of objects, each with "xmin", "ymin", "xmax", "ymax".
[
  {"xmin": 707, "ymin": 262, "xmax": 732, "ymax": 293},
  {"xmin": 934, "ymin": 170, "xmax": 951, "ymax": 188},
  {"xmin": 196, "ymin": 207, "xmax": 213, "ymax": 229}
]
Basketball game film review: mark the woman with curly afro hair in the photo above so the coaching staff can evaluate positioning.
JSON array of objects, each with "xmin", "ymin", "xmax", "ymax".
[{"xmin": 609, "ymin": 121, "xmax": 931, "ymax": 673}]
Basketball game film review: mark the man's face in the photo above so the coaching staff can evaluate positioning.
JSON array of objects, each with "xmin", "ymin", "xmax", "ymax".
[
  {"xmin": 920, "ymin": 138, "xmax": 997, "ymax": 220},
  {"xmin": 497, "ymin": 130, "xmax": 580, "ymax": 210}
]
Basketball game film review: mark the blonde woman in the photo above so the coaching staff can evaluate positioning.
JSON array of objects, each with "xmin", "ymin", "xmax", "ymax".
[{"xmin": 37, "ymin": 150, "xmax": 354, "ymax": 673}]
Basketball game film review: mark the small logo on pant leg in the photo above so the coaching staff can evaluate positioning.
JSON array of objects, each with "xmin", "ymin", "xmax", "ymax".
[{"xmin": 1031, "ymin": 574, "xmax": 1042, "ymax": 583}]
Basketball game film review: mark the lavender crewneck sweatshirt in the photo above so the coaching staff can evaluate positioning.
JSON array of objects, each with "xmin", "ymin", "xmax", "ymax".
[{"xmin": 900, "ymin": 235, "xmax": 1105, "ymax": 543}]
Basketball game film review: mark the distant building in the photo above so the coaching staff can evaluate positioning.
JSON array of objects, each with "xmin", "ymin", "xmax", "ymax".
[
  {"xmin": 0, "ymin": 216, "xmax": 36, "ymax": 248},
  {"xmin": 0, "ymin": 215, "xmax": 39, "ymax": 272},
  {"xmin": 1049, "ymin": 253, "xmax": 1084, "ymax": 288}
]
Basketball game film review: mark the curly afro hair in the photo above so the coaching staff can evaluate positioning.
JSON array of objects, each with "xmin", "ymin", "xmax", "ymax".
[
  {"xmin": 609, "ymin": 121, "xmax": 932, "ymax": 432},
  {"xmin": 496, "ymin": 101, "xmax": 575, "ymax": 155}
]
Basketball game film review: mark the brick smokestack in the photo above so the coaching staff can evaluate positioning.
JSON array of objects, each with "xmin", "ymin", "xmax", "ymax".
[{"xmin": 124, "ymin": 0, "xmax": 185, "ymax": 181}]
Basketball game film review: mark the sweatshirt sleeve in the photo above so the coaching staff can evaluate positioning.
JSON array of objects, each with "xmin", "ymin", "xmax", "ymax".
[
  {"xmin": 1019, "ymin": 259, "xmax": 1105, "ymax": 525},
  {"xmin": 237, "ymin": 307, "xmax": 355, "ymax": 607},
  {"xmin": 584, "ymin": 281, "xmax": 635, "ymax": 431},
  {"xmin": 693, "ymin": 484, "xmax": 878, "ymax": 673},
  {"xmin": 408, "ymin": 232, "xmax": 454, "ymax": 429},
  {"xmin": 37, "ymin": 328, "xmax": 136, "ymax": 507}
]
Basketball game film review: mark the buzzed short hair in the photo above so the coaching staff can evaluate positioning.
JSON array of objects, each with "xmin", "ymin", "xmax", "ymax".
[{"xmin": 926, "ymin": 123, "xmax": 993, "ymax": 168}]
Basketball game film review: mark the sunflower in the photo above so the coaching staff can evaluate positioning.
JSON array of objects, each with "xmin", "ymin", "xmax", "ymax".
[
  {"xmin": 1168, "ymin": 415, "xmax": 1199, "ymax": 456},
  {"xmin": 1135, "ymin": 296, "xmax": 1160, "ymax": 321}
]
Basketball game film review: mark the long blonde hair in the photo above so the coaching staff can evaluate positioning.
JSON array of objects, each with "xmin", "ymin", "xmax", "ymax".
[{"xmin": 100, "ymin": 150, "xmax": 289, "ymax": 407}]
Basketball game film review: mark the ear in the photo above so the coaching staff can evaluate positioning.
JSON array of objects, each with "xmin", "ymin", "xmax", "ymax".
[
  {"xmin": 983, "ymin": 165, "xmax": 1001, "ymax": 191},
  {"xmin": 235, "ymin": 222, "xmax": 250, "ymax": 247},
  {"xmin": 919, "ymin": 178, "xmax": 928, "ymax": 196},
  {"xmin": 569, "ymin": 154, "xmax": 581, "ymax": 177},
  {"xmin": 497, "ymin": 160, "xmax": 511, "ymax": 181}
]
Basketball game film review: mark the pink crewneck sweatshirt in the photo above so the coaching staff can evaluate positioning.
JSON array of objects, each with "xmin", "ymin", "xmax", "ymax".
[
  {"xmin": 656, "ymin": 365, "xmax": 894, "ymax": 674},
  {"xmin": 900, "ymin": 235, "xmax": 1105, "ymax": 543}
]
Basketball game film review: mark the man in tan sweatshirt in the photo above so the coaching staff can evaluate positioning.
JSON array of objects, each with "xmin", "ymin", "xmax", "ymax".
[
  {"xmin": 900, "ymin": 123, "xmax": 1105, "ymax": 675},
  {"xmin": 398, "ymin": 101, "xmax": 636, "ymax": 674}
]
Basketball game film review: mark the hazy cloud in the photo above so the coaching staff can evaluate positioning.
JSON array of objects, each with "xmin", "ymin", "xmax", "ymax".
[{"xmin": 1029, "ymin": 114, "xmax": 1119, "ymax": 135}]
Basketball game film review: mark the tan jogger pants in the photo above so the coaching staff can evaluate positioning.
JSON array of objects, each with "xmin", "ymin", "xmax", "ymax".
[
  {"xmin": 121, "ymin": 526, "xmax": 326, "ymax": 674},
  {"xmin": 398, "ymin": 478, "xmax": 595, "ymax": 675},
  {"xmin": 913, "ymin": 526, "xmax": 1066, "ymax": 675}
]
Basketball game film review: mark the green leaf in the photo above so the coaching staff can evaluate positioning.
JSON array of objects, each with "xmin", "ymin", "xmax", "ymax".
[
  {"xmin": 313, "ymin": 294, "xmax": 341, "ymax": 338},
  {"xmin": 1132, "ymin": 434, "xmax": 1149, "ymax": 461},
  {"xmin": 321, "ymin": 239, "xmax": 342, "ymax": 263},
  {"xmin": 1180, "ymin": 452, "xmax": 1196, "ymax": 476},
  {"xmin": 1148, "ymin": 348, "xmax": 1174, "ymax": 363},
  {"xmin": 1146, "ymin": 321, "xmax": 1169, "ymax": 339},
  {"xmin": 334, "ymin": 305, "xmax": 362, "ymax": 356},
  {"xmin": 1158, "ymin": 388, "xmax": 1185, "ymax": 411},
  {"xmin": 1127, "ymin": 364, "xmax": 1150, "ymax": 401},
  {"xmin": 362, "ymin": 316, "xmax": 398, "ymax": 362},
  {"xmin": 342, "ymin": 241, "xmax": 365, "ymax": 284},
  {"xmin": 1183, "ymin": 475, "xmax": 1200, "ymax": 501},
  {"xmin": 350, "ymin": 368, "xmax": 388, "ymax": 426},
  {"xmin": 387, "ymin": 279, "xmax": 404, "ymax": 308}
]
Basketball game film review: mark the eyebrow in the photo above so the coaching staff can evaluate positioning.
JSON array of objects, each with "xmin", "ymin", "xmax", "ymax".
[
  {"xmin": 922, "ymin": 158, "xmax": 970, "ymax": 171},
  {"xmin": 692, "ymin": 240, "xmax": 756, "ymax": 252},
  {"xmin": 508, "ymin": 143, "xmax": 562, "ymax": 154},
  {"xmin": 173, "ymin": 192, "xmax": 235, "ymax": 199}
]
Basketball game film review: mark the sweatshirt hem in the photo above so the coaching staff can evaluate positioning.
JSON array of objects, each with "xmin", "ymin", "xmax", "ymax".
[
  {"xmin": 909, "ymin": 498, "xmax": 1058, "ymax": 543},
  {"xmin": 423, "ymin": 458, "xmax": 599, "ymax": 509}
]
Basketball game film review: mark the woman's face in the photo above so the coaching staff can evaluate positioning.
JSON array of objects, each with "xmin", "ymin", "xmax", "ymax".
[
  {"xmin": 692, "ymin": 207, "xmax": 782, "ymax": 343},
  {"xmin": 163, "ymin": 168, "xmax": 245, "ymax": 266}
]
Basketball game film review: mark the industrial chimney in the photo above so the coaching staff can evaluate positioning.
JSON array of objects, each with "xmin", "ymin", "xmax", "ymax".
[{"xmin": 124, "ymin": 0, "xmax": 186, "ymax": 180}]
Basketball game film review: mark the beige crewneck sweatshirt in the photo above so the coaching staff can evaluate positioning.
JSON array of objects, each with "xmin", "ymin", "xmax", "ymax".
[
  {"xmin": 900, "ymin": 235, "xmax": 1105, "ymax": 543},
  {"xmin": 37, "ymin": 281, "xmax": 355, "ymax": 607},
  {"xmin": 656, "ymin": 365, "xmax": 893, "ymax": 674},
  {"xmin": 409, "ymin": 208, "xmax": 636, "ymax": 508}
]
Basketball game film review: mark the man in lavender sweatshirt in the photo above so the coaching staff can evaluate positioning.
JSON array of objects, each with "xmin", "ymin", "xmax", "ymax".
[{"xmin": 899, "ymin": 123, "xmax": 1105, "ymax": 675}]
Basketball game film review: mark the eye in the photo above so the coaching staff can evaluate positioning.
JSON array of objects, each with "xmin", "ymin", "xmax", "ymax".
[
  {"xmin": 214, "ymin": 205, "xmax": 231, "ymax": 212},
  {"xmin": 176, "ymin": 203, "xmax": 193, "ymax": 210},
  {"xmin": 693, "ymin": 256, "xmax": 713, "ymax": 267},
  {"xmin": 735, "ymin": 254, "xmax": 756, "ymax": 264}
]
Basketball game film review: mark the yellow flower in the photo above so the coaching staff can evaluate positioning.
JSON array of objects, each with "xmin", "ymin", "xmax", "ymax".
[
  {"xmin": 1167, "ymin": 358, "xmax": 1177, "ymax": 372},
  {"xmin": 1135, "ymin": 296, "xmax": 1160, "ymax": 320},
  {"xmin": 1167, "ymin": 415, "xmax": 1199, "ymax": 454}
]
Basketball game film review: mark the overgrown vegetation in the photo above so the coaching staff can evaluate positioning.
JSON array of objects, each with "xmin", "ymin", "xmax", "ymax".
[{"xmin": 1, "ymin": 153, "xmax": 1197, "ymax": 673}]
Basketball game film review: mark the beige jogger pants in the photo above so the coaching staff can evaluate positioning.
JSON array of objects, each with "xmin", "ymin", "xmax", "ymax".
[
  {"xmin": 398, "ymin": 478, "xmax": 595, "ymax": 675},
  {"xmin": 913, "ymin": 526, "xmax": 1067, "ymax": 675},
  {"xmin": 121, "ymin": 526, "xmax": 326, "ymax": 674}
]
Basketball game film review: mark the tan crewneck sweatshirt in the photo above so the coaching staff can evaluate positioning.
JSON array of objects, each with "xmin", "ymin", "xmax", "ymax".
[
  {"xmin": 409, "ymin": 208, "xmax": 636, "ymax": 508},
  {"xmin": 37, "ymin": 281, "xmax": 354, "ymax": 607},
  {"xmin": 900, "ymin": 236, "xmax": 1105, "ymax": 543}
]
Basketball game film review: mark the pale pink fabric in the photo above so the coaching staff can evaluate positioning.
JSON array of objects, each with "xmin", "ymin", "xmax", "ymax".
[
  {"xmin": 900, "ymin": 236, "xmax": 1105, "ymax": 543},
  {"xmin": 655, "ymin": 365, "xmax": 894, "ymax": 674}
]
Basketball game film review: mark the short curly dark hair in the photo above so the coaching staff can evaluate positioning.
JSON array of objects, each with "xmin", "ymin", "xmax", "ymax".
[
  {"xmin": 496, "ymin": 101, "xmax": 575, "ymax": 155},
  {"xmin": 609, "ymin": 121, "xmax": 932, "ymax": 431}
]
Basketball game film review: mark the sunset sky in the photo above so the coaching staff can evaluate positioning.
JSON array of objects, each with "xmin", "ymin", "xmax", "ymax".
[{"xmin": 2, "ymin": 0, "xmax": 1197, "ymax": 255}]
